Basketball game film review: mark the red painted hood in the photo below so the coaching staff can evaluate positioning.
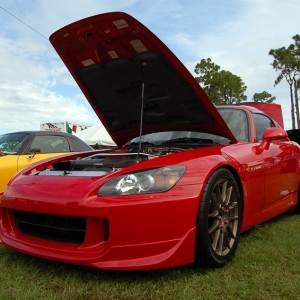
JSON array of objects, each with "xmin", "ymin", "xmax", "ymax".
[{"xmin": 50, "ymin": 12, "xmax": 237, "ymax": 147}]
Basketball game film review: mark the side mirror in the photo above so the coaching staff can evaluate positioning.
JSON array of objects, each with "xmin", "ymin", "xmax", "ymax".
[
  {"xmin": 259, "ymin": 128, "xmax": 288, "ymax": 150},
  {"xmin": 30, "ymin": 148, "xmax": 41, "ymax": 154},
  {"xmin": 26, "ymin": 148, "xmax": 41, "ymax": 159}
]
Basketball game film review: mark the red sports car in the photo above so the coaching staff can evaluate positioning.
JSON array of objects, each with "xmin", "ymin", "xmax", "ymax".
[{"xmin": 0, "ymin": 12, "xmax": 299, "ymax": 270}]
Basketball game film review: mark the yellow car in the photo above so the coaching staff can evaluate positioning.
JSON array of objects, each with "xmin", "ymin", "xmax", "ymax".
[{"xmin": 0, "ymin": 131, "xmax": 93, "ymax": 193}]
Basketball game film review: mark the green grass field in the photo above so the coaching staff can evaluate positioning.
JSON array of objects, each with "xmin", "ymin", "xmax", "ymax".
[{"xmin": 1, "ymin": 212, "xmax": 300, "ymax": 300}]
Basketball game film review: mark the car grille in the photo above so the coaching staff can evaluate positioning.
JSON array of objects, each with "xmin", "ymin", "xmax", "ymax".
[{"xmin": 14, "ymin": 211, "xmax": 86, "ymax": 244}]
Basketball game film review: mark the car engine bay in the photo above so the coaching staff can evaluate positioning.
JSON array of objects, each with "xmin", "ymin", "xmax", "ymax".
[{"xmin": 27, "ymin": 135, "xmax": 221, "ymax": 176}]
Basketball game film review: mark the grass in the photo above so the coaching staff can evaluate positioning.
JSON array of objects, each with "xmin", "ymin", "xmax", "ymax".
[{"xmin": 1, "ymin": 212, "xmax": 300, "ymax": 300}]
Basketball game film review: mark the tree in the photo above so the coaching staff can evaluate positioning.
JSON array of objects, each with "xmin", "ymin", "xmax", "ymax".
[
  {"xmin": 252, "ymin": 91, "xmax": 276, "ymax": 103},
  {"xmin": 290, "ymin": 35, "xmax": 300, "ymax": 127},
  {"xmin": 269, "ymin": 36, "xmax": 300, "ymax": 129},
  {"xmin": 194, "ymin": 58, "xmax": 247, "ymax": 105}
]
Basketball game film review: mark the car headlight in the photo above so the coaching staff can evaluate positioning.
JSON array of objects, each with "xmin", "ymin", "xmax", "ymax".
[{"xmin": 97, "ymin": 165, "xmax": 186, "ymax": 196}]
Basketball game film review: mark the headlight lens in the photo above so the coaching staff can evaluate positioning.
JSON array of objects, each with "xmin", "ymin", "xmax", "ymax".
[{"xmin": 98, "ymin": 165, "xmax": 186, "ymax": 196}]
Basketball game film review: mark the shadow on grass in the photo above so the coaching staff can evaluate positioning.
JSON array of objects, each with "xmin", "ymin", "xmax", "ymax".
[
  {"xmin": 0, "ymin": 244, "xmax": 210, "ymax": 285},
  {"xmin": 0, "ymin": 210, "xmax": 297, "ymax": 284},
  {"xmin": 239, "ymin": 210, "xmax": 296, "ymax": 239}
]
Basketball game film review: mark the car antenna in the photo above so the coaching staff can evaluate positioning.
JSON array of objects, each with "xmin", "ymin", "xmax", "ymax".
[{"xmin": 136, "ymin": 61, "xmax": 148, "ymax": 162}]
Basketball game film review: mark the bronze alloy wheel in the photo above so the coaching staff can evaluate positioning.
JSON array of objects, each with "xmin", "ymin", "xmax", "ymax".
[
  {"xmin": 195, "ymin": 168, "xmax": 242, "ymax": 268},
  {"xmin": 208, "ymin": 178, "xmax": 239, "ymax": 256}
]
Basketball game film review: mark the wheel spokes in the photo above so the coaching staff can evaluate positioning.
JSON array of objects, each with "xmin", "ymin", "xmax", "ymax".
[
  {"xmin": 216, "ymin": 231, "xmax": 224, "ymax": 255},
  {"xmin": 211, "ymin": 228, "xmax": 220, "ymax": 250},
  {"xmin": 209, "ymin": 220, "xmax": 220, "ymax": 234},
  {"xmin": 226, "ymin": 224, "xmax": 235, "ymax": 239},
  {"xmin": 208, "ymin": 178, "xmax": 239, "ymax": 257}
]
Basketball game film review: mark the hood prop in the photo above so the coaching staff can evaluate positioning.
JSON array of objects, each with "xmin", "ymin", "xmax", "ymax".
[{"xmin": 136, "ymin": 61, "xmax": 148, "ymax": 162}]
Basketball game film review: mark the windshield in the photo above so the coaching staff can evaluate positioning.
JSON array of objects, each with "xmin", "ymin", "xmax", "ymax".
[
  {"xmin": 128, "ymin": 108, "xmax": 249, "ymax": 146},
  {"xmin": 129, "ymin": 131, "xmax": 230, "ymax": 145},
  {"xmin": 0, "ymin": 133, "xmax": 29, "ymax": 155}
]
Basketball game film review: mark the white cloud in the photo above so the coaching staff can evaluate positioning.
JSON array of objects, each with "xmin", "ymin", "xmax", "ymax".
[
  {"xmin": 0, "ymin": 0, "xmax": 299, "ymax": 134},
  {"xmin": 0, "ymin": 80, "xmax": 98, "ymax": 130}
]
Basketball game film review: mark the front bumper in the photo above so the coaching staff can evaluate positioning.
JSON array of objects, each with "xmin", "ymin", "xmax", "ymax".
[{"xmin": 0, "ymin": 181, "xmax": 202, "ymax": 270}]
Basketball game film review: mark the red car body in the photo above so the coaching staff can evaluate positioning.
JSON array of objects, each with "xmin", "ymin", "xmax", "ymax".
[{"xmin": 0, "ymin": 12, "xmax": 299, "ymax": 270}]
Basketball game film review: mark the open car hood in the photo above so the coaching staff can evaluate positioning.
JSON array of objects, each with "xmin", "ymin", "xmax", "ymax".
[{"xmin": 50, "ymin": 12, "xmax": 237, "ymax": 147}]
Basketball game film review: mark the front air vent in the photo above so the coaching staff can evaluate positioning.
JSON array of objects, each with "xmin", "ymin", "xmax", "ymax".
[{"xmin": 14, "ymin": 211, "xmax": 86, "ymax": 244}]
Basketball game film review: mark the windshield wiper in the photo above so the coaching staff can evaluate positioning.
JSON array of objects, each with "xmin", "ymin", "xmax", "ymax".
[
  {"xmin": 162, "ymin": 138, "xmax": 215, "ymax": 144},
  {"xmin": 0, "ymin": 150, "xmax": 6, "ymax": 156}
]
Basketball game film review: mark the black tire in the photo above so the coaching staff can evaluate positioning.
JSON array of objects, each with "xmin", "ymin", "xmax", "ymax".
[
  {"xmin": 195, "ymin": 168, "xmax": 242, "ymax": 268},
  {"xmin": 294, "ymin": 183, "xmax": 300, "ymax": 213}
]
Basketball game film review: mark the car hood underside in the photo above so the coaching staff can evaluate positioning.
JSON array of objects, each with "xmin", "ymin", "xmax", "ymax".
[{"xmin": 50, "ymin": 12, "xmax": 237, "ymax": 146}]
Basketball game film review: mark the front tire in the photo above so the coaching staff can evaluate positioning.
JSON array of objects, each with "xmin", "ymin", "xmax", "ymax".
[
  {"xmin": 195, "ymin": 168, "xmax": 242, "ymax": 268},
  {"xmin": 294, "ymin": 183, "xmax": 300, "ymax": 213}
]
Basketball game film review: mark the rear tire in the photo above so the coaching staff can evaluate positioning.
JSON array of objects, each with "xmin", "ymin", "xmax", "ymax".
[{"xmin": 195, "ymin": 168, "xmax": 242, "ymax": 268}]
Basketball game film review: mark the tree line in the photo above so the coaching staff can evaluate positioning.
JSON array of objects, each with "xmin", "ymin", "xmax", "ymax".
[{"xmin": 194, "ymin": 34, "xmax": 300, "ymax": 129}]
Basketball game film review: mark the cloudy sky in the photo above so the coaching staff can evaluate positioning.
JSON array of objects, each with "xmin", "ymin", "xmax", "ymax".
[{"xmin": 0, "ymin": 0, "xmax": 299, "ymax": 135}]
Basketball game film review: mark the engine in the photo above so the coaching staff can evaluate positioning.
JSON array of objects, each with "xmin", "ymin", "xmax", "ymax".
[{"xmin": 53, "ymin": 146, "xmax": 186, "ymax": 171}]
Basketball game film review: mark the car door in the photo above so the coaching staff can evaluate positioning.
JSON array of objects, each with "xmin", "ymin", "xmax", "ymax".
[
  {"xmin": 17, "ymin": 152, "xmax": 66, "ymax": 172},
  {"xmin": 219, "ymin": 108, "xmax": 266, "ymax": 230},
  {"xmin": 0, "ymin": 155, "xmax": 19, "ymax": 193},
  {"xmin": 253, "ymin": 113, "xmax": 298, "ymax": 210},
  {"xmin": 0, "ymin": 132, "xmax": 30, "ymax": 193},
  {"xmin": 17, "ymin": 135, "xmax": 71, "ymax": 171}
]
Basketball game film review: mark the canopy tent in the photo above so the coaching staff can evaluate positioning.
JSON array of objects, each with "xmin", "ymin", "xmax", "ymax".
[{"xmin": 75, "ymin": 123, "xmax": 116, "ymax": 148}]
